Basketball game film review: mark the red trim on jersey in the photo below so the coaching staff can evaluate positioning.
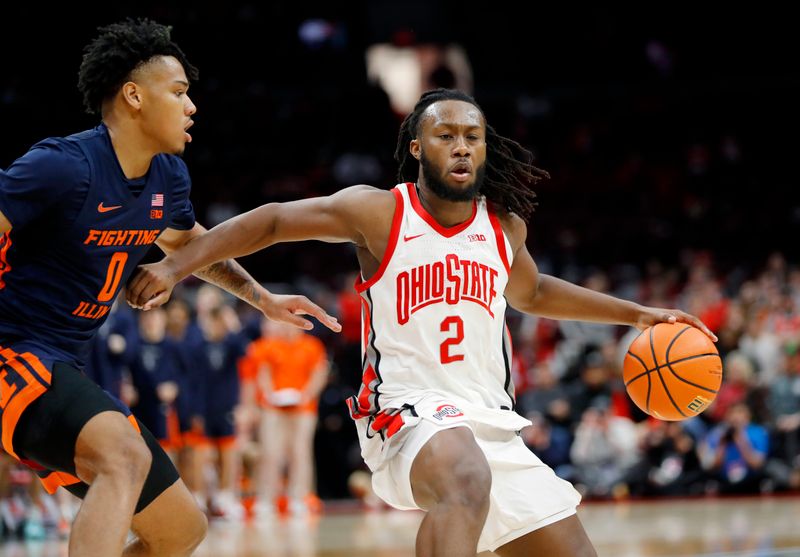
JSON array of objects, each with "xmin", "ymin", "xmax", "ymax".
[
  {"xmin": 349, "ymin": 362, "xmax": 378, "ymax": 419},
  {"xmin": 407, "ymin": 182, "xmax": 477, "ymax": 238},
  {"xmin": 370, "ymin": 411, "xmax": 405, "ymax": 439},
  {"xmin": 487, "ymin": 207, "xmax": 511, "ymax": 274},
  {"xmin": 355, "ymin": 187, "xmax": 404, "ymax": 293}
]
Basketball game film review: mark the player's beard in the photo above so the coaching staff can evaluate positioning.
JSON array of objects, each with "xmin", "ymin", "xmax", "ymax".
[{"xmin": 419, "ymin": 150, "xmax": 486, "ymax": 202}]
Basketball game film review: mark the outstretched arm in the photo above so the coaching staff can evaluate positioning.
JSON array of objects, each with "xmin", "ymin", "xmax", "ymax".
[
  {"xmin": 128, "ymin": 186, "xmax": 392, "ymax": 322},
  {"xmin": 156, "ymin": 223, "xmax": 266, "ymax": 306},
  {"xmin": 502, "ymin": 214, "xmax": 716, "ymax": 339},
  {"xmin": 154, "ymin": 222, "xmax": 340, "ymax": 331}
]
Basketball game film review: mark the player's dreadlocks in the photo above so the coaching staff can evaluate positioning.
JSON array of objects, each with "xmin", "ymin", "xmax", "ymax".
[
  {"xmin": 395, "ymin": 89, "xmax": 547, "ymax": 221},
  {"xmin": 78, "ymin": 18, "xmax": 198, "ymax": 115}
]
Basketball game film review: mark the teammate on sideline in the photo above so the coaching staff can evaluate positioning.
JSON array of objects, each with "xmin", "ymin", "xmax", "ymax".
[
  {"xmin": 128, "ymin": 88, "xmax": 716, "ymax": 557},
  {"xmin": 0, "ymin": 18, "xmax": 338, "ymax": 557}
]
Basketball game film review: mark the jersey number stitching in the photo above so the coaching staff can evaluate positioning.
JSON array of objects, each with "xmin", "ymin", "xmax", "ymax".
[
  {"xmin": 97, "ymin": 252, "xmax": 128, "ymax": 302},
  {"xmin": 440, "ymin": 316, "xmax": 464, "ymax": 364}
]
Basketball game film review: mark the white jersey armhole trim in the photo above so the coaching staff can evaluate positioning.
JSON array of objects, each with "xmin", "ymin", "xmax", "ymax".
[{"xmin": 355, "ymin": 187, "xmax": 405, "ymax": 292}]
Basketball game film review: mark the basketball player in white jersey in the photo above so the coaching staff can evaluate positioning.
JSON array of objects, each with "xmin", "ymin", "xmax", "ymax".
[{"xmin": 127, "ymin": 89, "xmax": 716, "ymax": 557}]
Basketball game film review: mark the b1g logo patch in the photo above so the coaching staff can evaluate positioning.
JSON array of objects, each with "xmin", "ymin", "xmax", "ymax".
[
  {"xmin": 432, "ymin": 404, "xmax": 464, "ymax": 420},
  {"xmin": 150, "ymin": 193, "xmax": 164, "ymax": 220}
]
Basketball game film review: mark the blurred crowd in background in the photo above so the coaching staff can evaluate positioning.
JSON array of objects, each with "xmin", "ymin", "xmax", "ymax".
[
  {"xmin": 1, "ymin": 0, "xmax": 799, "ymax": 542},
  {"xmin": 3, "ymin": 249, "xmax": 799, "ymax": 540}
]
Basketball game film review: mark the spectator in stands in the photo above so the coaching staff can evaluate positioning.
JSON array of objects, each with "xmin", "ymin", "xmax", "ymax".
[
  {"xmin": 630, "ymin": 420, "xmax": 705, "ymax": 496},
  {"xmin": 570, "ymin": 396, "xmax": 640, "ymax": 498},
  {"xmin": 700, "ymin": 401, "xmax": 769, "ymax": 494}
]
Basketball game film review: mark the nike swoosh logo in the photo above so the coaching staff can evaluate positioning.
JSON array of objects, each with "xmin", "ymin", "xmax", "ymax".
[
  {"xmin": 403, "ymin": 233, "xmax": 425, "ymax": 242},
  {"xmin": 97, "ymin": 202, "xmax": 122, "ymax": 213}
]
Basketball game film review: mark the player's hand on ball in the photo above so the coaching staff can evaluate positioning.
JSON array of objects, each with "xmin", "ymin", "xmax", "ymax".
[
  {"xmin": 259, "ymin": 292, "xmax": 342, "ymax": 333},
  {"xmin": 635, "ymin": 306, "xmax": 718, "ymax": 342}
]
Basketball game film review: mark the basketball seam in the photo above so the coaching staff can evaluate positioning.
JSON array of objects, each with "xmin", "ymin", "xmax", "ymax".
[
  {"xmin": 650, "ymin": 325, "xmax": 688, "ymax": 417},
  {"xmin": 664, "ymin": 359, "xmax": 721, "ymax": 394},
  {"xmin": 625, "ymin": 351, "xmax": 649, "ymax": 376},
  {"xmin": 654, "ymin": 364, "xmax": 688, "ymax": 418},
  {"xmin": 624, "ymin": 353, "xmax": 720, "ymax": 386},
  {"xmin": 646, "ymin": 327, "xmax": 656, "ymax": 414},
  {"xmin": 655, "ymin": 324, "xmax": 692, "ymax": 418},
  {"xmin": 664, "ymin": 325, "xmax": 692, "ymax": 361},
  {"xmin": 664, "ymin": 325, "xmax": 719, "ymax": 398}
]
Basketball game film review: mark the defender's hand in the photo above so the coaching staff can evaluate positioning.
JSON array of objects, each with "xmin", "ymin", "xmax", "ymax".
[
  {"xmin": 126, "ymin": 261, "xmax": 179, "ymax": 310},
  {"xmin": 259, "ymin": 292, "xmax": 342, "ymax": 332}
]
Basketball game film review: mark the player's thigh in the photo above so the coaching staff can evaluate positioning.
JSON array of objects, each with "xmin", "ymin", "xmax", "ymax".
[
  {"xmin": 131, "ymin": 478, "xmax": 207, "ymax": 551},
  {"xmin": 409, "ymin": 425, "xmax": 491, "ymax": 510},
  {"xmin": 13, "ymin": 361, "xmax": 138, "ymax": 476},
  {"xmin": 65, "ymin": 417, "xmax": 182, "ymax": 515},
  {"xmin": 494, "ymin": 514, "xmax": 596, "ymax": 557},
  {"xmin": 474, "ymin": 429, "xmax": 583, "ymax": 554}
]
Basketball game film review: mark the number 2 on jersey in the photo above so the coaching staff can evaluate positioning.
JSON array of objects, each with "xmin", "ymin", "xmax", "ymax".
[
  {"xmin": 440, "ymin": 316, "xmax": 464, "ymax": 364},
  {"xmin": 97, "ymin": 252, "xmax": 128, "ymax": 302}
]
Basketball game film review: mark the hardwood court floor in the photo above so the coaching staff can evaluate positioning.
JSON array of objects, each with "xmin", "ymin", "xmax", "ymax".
[{"xmin": 3, "ymin": 496, "xmax": 800, "ymax": 556}]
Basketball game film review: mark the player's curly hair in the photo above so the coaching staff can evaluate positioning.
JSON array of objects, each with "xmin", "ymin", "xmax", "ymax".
[
  {"xmin": 395, "ymin": 88, "xmax": 547, "ymax": 220},
  {"xmin": 78, "ymin": 18, "xmax": 198, "ymax": 115}
]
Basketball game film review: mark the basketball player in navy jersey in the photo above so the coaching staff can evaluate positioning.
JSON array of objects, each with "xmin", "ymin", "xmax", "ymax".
[
  {"xmin": 128, "ymin": 307, "xmax": 181, "ymax": 453},
  {"xmin": 129, "ymin": 89, "xmax": 716, "ymax": 557},
  {"xmin": 196, "ymin": 305, "xmax": 248, "ymax": 519},
  {"xmin": 0, "ymin": 19, "xmax": 339, "ymax": 557}
]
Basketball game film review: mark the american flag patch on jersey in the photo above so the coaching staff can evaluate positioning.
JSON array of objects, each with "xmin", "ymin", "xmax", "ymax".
[{"xmin": 151, "ymin": 193, "xmax": 164, "ymax": 207}]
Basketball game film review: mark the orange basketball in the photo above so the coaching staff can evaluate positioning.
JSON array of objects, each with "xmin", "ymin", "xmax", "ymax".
[{"xmin": 623, "ymin": 322, "xmax": 722, "ymax": 421}]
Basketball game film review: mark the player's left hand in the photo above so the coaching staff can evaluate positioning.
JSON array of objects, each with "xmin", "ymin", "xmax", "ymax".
[
  {"xmin": 259, "ymin": 292, "xmax": 342, "ymax": 333},
  {"xmin": 634, "ymin": 306, "xmax": 718, "ymax": 342}
]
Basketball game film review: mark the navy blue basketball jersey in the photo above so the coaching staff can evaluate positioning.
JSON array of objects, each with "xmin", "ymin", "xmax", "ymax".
[
  {"xmin": 200, "ymin": 333, "xmax": 246, "ymax": 418},
  {"xmin": 0, "ymin": 124, "xmax": 195, "ymax": 365},
  {"xmin": 129, "ymin": 336, "xmax": 180, "ymax": 440},
  {"xmin": 170, "ymin": 323, "xmax": 206, "ymax": 427}
]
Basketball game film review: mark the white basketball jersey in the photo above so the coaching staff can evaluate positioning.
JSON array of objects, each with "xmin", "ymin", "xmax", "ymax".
[{"xmin": 347, "ymin": 183, "xmax": 523, "ymax": 431}]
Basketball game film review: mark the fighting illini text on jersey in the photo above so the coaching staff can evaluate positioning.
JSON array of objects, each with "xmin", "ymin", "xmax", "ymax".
[
  {"xmin": 347, "ymin": 182, "xmax": 528, "ymax": 455},
  {"xmin": 0, "ymin": 124, "xmax": 195, "ymax": 367}
]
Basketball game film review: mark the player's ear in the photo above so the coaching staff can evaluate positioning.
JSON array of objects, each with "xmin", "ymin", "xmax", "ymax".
[
  {"xmin": 409, "ymin": 139, "xmax": 421, "ymax": 160},
  {"xmin": 120, "ymin": 82, "xmax": 143, "ymax": 111}
]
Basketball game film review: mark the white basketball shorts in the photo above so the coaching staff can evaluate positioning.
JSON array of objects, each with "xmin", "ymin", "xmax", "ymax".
[{"xmin": 366, "ymin": 398, "xmax": 582, "ymax": 553}]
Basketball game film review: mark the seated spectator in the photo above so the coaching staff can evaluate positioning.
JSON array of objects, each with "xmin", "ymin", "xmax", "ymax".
[
  {"xmin": 629, "ymin": 420, "xmax": 705, "ymax": 496},
  {"xmin": 517, "ymin": 361, "xmax": 570, "ymax": 422},
  {"xmin": 700, "ymin": 402, "xmax": 769, "ymax": 494},
  {"xmin": 570, "ymin": 396, "xmax": 640, "ymax": 498},
  {"xmin": 764, "ymin": 345, "xmax": 800, "ymax": 490},
  {"xmin": 707, "ymin": 350, "xmax": 754, "ymax": 422},
  {"xmin": 521, "ymin": 411, "xmax": 573, "ymax": 481},
  {"xmin": 567, "ymin": 351, "xmax": 613, "ymax": 423}
]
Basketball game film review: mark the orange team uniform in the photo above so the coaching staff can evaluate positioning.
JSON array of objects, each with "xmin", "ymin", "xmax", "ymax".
[{"xmin": 241, "ymin": 334, "xmax": 326, "ymax": 414}]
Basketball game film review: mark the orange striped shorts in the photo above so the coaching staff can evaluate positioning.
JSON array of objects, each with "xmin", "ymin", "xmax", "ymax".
[{"xmin": 0, "ymin": 340, "xmax": 55, "ymax": 460}]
